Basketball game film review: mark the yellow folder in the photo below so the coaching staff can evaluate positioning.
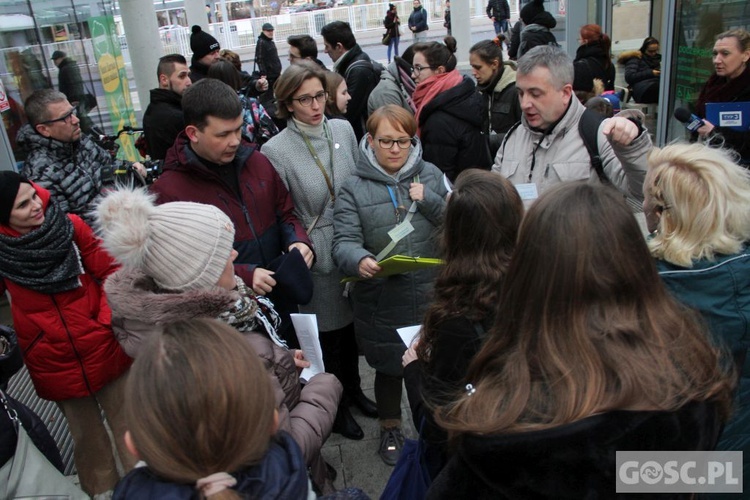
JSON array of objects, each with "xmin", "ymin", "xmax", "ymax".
[{"xmin": 341, "ymin": 255, "xmax": 443, "ymax": 283}]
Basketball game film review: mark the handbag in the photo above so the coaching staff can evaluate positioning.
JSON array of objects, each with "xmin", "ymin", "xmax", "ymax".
[
  {"xmin": 379, "ymin": 421, "xmax": 431, "ymax": 500},
  {"xmin": 0, "ymin": 389, "xmax": 88, "ymax": 499},
  {"xmin": 0, "ymin": 325, "xmax": 23, "ymax": 386},
  {"xmin": 382, "ymin": 32, "xmax": 392, "ymax": 45}
]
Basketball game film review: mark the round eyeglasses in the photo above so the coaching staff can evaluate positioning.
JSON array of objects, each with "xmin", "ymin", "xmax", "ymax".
[{"xmin": 291, "ymin": 91, "xmax": 328, "ymax": 107}]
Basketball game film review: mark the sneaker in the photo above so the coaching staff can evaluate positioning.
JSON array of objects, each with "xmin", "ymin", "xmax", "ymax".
[{"xmin": 378, "ymin": 426, "xmax": 404, "ymax": 466}]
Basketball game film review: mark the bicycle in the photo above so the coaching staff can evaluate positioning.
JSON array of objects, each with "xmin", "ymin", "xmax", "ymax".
[{"xmin": 90, "ymin": 125, "xmax": 162, "ymax": 187}]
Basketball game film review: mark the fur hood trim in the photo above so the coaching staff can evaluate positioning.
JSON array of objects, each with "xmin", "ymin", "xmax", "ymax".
[
  {"xmin": 617, "ymin": 50, "xmax": 642, "ymax": 65},
  {"xmin": 105, "ymin": 268, "xmax": 238, "ymax": 323}
]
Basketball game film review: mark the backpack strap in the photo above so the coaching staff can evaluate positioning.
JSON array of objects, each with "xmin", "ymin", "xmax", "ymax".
[
  {"xmin": 498, "ymin": 119, "xmax": 522, "ymax": 160},
  {"xmin": 578, "ymin": 108, "xmax": 610, "ymax": 185}
]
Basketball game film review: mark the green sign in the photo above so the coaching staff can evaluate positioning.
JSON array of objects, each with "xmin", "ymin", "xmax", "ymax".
[{"xmin": 88, "ymin": 15, "xmax": 139, "ymax": 161}]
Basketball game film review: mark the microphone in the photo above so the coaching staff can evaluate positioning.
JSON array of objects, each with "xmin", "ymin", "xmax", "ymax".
[{"xmin": 674, "ymin": 107, "xmax": 705, "ymax": 133}]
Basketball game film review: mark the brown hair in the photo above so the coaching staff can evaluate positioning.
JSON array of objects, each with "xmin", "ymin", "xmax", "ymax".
[
  {"xmin": 580, "ymin": 24, "xmax": 612, "ymax": 68},
  {"xmin": 219, "ymin": 49, "xmax": 242, "ymax": 72},
  {"xmin": 418, "ymin": 169, "xmax": 523, "ymax": 363},
  {"xmin": 272, "ymin": 61, "xmax": 327, "ymax": 120},
  {"xmin": 437, "ymin": 182, "xmax": 734, "ymax": 436},
  {"xmin": 124, "ymin": 319, "xmax": 276, "ymax": 499},
  {"xmin": 412, "ymin": 36, "xmax": 458, "ymax": 71},
  {"xmin": 366, "ymin": 104, "xmax": 417, "ymax": 138},
  {"xmin": 323, "ymin": 70, "xmax": 345, "ymax": 116}
]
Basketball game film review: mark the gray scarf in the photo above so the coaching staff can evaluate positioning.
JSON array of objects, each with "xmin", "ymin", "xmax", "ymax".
[{"xmin": 0, "ymin": 201, "xmax": 83, "ymax": 294}]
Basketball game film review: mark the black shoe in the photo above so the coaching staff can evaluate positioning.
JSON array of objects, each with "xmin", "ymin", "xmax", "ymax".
[
  {"xmin": 349, "ymin": 390, "xmax": 378, "ymax": 418},
  {"xmin": 378, "ymin": 426, "xmax": 405, "ymax": 466},
  {"xmin": 332, "ymin": 405, "xmax": 364, "ymax": 440}
]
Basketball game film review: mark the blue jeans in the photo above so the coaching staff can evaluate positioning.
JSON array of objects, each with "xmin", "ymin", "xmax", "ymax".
[
  {"xmin": 493, "ymin": 19, "xmax": 508, "ymax": 35},
  {"xmin": 387, "ymin": 36, "xmax": 400, "ymax": 62}
]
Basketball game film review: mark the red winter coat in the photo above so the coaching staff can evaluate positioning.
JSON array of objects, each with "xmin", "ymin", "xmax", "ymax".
[{"xmin": 0, "ymin": 186, "xmax": 131, "ymax": 401}]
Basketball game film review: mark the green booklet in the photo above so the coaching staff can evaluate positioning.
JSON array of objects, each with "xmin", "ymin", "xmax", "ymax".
[{"xmin": 341, "ymin": 255, "xmax": 443, "ymax": 283}]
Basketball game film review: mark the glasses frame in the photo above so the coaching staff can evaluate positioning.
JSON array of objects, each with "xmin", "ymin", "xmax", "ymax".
[
  {"xmin": 290, "ymin": 91, "xmax": 328, "ymax": 107},
  {"xmin": 411, "ymin": 64, "xmax": 437, "ymax": 75},
  {"xmin": 39, "ymin": 106, "xmax": 78, "ymax": 125},
  {"xmin": 375, "ymin": 137, "xmax": 415, "ymax": 150}
]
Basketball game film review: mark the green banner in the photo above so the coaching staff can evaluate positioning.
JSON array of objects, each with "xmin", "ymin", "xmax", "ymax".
[{"xmin": 88, "ymin": 15, "xmax": 139, "ymax": 161}]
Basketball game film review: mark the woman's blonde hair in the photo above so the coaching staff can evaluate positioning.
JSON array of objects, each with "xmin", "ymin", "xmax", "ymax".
[
  {"xmin": 436, "ymin": 182, "xmax": 734, "ymax": 436},
  {"xmin": 645, "ymin": 143, "xmax": 750, "ymax": 267},
  {"xmin": 124, "ymin": 319, "xmax": 276, "ymax": 499}
]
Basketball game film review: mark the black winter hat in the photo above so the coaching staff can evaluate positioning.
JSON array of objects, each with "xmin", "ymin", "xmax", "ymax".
[
  {"xmin": 520, "ymin": 0, "xmax": 545, "ymax": 25},
  {"xmin": 0, "ymin": 171, "xmax": 31, "ymax": 226},
  {"xmin": 190, "ymin": 25, "xmax": 220, "ymax": 61}
]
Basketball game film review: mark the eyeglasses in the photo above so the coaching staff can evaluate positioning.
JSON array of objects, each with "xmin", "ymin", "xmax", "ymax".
[
  {"xmin": 291, "ymin": 91, "xmax": 328, "ymax": 107},
  {"xmin": 412, "ymin": 64, "xmax": 436, "ymax": 75},
  {"xmin": 39, "ymin": 106, "xmax": 78, "ymax": 125},
  {"xmin": 376, "ymin": 137, "xmax": 414, "ymax": 149}
]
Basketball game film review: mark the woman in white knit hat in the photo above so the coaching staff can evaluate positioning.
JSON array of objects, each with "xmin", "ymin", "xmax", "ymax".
[{"xmin": 96, "ymin": 187, "xmax": 342, "ymax": 493}]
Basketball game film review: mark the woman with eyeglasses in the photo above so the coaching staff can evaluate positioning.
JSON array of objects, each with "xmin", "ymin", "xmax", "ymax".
[
  {"xmin": 411, "ymin": 37, "xmax": 492, "ymax": 182},
  {"xmin": 262, "ymin": 62, "xmax": 376, "ymax": 443},
  {"xmin": 333, "ymin": 104, "xmax": 448, "ymax": 466},
  {"xmin": 618, "ymin": 36, "xmax": 661, "ymax": 104}
]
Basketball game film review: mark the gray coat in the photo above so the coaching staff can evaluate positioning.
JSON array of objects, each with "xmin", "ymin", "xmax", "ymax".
[
  {"xmin": 332, "ymin": 138, "xmax": 447, "ymax": 376},
  {"xmin": 263, "ymin": 118, "xmax": 359, "ymax": 332},
  {"xmin": 368, "ymin": 61, "xmax": 413, "ymax": 116}
]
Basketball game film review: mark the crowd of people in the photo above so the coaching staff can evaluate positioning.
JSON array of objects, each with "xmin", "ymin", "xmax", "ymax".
[{"xmin": 1, "ymin": 6, "xmax": 750, "ymax": 499}]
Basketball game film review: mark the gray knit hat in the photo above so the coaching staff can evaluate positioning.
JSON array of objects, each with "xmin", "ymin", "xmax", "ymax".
[{"xmin": 96, "ymin": 188, "xmax": 235, "ymax": 291}]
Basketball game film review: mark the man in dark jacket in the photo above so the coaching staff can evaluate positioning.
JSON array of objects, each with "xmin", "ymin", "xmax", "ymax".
[
  {"xmin": 321, "ymin": 21, "xmax": 382, "ymax": 141},
  {"xmin": 17, "ymin": 89, "xmax": 145, "ymax": 226},
  {"xmin": 188, "ymin": 25, "xmax": 221, "ymax": 82},
  {"xmin": 287, "ymin": 34, "xmax": 327, "ymax": 69},
  {"xmin": 255, "ymin": 23, "xmax": 282, "ymax": 89},
  {"xmin": 150, "ymin": 79, "xmax": 314, "ymax": 344},
  {"xmin": 143, "ymin": 54, "xmax": 192, "ymax": 161},
  {"xmin": 408, "ymin": 0, "xmax": 429, "ymax": 42},
  {"xmin": 51, "ymin": 50, "xmax": 94, "ymax": 133},
  {"xmin": 486, "ymin": 0, "xmax": 510, "ymax": 36}
]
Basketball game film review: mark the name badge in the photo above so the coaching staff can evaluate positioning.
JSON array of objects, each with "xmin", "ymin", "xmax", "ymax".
[
  {"xmin": 387, "ymin": 220, "xmax": 415, "ymax": 243},
  {"xmin": 515, "ymin": 183, "xmax": 539, "ymax": 201}
]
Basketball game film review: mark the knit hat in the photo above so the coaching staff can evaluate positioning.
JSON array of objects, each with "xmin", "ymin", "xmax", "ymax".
[
  {"xmin": 96, "ymin": 188, "xmax": 235, "ymax": 292},
  {"xmin": 0, "ymin": 171, "xmax": 31, "ymax": 226},
  {"xmin": 191, "ymin": 25, "xmax": 220, "ymax": 61},
  {"xmin": 520, "ymin": 0, "xmax": 545, "ymax": 25}
]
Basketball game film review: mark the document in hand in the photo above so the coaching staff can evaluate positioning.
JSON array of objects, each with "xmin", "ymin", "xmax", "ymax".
[
  {"xmin": 341, "ymin": 255, "xmax": 443, "ymax": 283},
  {"xmin": 290, "ymin": 313, "xmax": 325, "ymax": 382}
]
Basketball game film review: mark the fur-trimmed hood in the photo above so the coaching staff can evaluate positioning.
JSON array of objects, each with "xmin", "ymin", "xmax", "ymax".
[
  {"xmin": 617, "ymin": 49, "xmax": 642, "ymax": 65},
  {"xmin": 104, "ymin": 267, "xmax": 239, "ymax": 357}
]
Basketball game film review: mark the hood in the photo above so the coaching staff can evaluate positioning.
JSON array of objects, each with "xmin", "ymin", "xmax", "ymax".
[
  {"xmin": 575, "ymin": 42, "xmax": 610, "ymax": 63},
  {"xmin": 104, "ymin": 267, "xmax": 238, "ymax": 324},
  {"xmin": 382, "ymin": 61, "xmax": 400, "ymax": 83},
  {"xmin": 488, "ymin": 64, "xmax": 517, "ymax": 95},
  {"xmin": 0, "ymin": 181, "xmax": 51, "ymax": 237},
  {"xmin": 528, "ymin": 11, "xmax": 556, "ymax": 29},
  {"xmin": 113, "ymin": 432, "xmax": 311, "ymax": 500},
  {"xmin": 355, "ymin": 134, "xmax": 426, "ymax": 184},
  {"xmin": 420, "ymin": 76, "xmax": 485, "ymax": 129},
  {"xmin": 15, "ymin": 123, "xmax": 78, "ymax": 157},
  {"xmin": 617, "ymin": 49, "xmax": 642, "ymax": 65},
  {"xmin": 148, "ymin": 88, "xmax": 183, "ymax": 107},
  {"xmin": 455, "ymin": 402, "xmax": 720, "ymax": 498}
]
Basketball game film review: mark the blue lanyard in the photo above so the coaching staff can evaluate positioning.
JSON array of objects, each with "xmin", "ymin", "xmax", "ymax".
[{"xmin": 387, "ymin": 185, "xmax": 402, "ymax": 223}]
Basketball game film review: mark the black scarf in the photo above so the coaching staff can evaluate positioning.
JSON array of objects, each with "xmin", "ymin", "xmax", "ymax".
[{"xmin": 0, "ymin": 201, "xmax": 83, "ymax": 294}]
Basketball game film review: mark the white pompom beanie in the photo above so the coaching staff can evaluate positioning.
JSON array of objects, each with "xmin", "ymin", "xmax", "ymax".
[{"xmin": 96, "ymin": 188, "xmax": 235, "ymax": 291}]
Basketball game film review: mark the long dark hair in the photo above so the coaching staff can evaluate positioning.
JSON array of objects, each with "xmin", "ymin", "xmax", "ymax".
[
  {"xmin": 437, "ymin": 182, "xmax": 734, "ymax": 435},
  {"xmin": 418, "ymin": 170, "xmax": 523, "ymax": 363}
]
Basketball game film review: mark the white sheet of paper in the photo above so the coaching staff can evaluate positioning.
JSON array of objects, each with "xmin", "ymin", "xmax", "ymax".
[
  {"xmin": 396, "ymin": 324, "xmax": 422, "ymax": 348},
  {"xmin": 290, "ymin": 313, "xmax": 325, "ymax": 382}
]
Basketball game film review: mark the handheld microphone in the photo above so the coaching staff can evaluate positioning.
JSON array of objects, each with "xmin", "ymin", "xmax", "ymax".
[{"xmin": 674, "ymin": 107, "xmax": 705, "ymax": 133}]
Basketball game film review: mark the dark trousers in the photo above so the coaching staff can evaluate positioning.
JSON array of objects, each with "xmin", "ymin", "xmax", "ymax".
[
  {"xmin": 375, "ymin": 371, "xmax": 402, "ymax": 421},
  {"xmin": 319, "ymin": 322, "xmax": 362, "ymax": 400}
]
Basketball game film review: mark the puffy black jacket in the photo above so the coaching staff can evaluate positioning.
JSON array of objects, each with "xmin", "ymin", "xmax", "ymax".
[
  {"xmin": 142, "ymin": 88, "xmax": 184, "ymax": 161},
  {"xmin": 574, "ymin": 43, "xmax": 615, "ymax": 91},
  {"xmin": 486, "ymin": 0, "xmax": 510, "ymax": 20},
  {"xmin": 255, "ymin": 33, "xmax": 282, "ymax": 86},
  {"xmin": 418, "ymin": 75, "xmax": 493, "ymax": 181},
  {"xmin": 618, "ymin": 50, "xmax": 661, "ymax": 87},
  {"xmin": 336, "ymin": 44, "xmax": 382, "ymax": 141},
  {"xmin": 188, "ymin": 59, "xmax": 210, "ymax": 83},
  {"xmin": 518, "ymin": 12, "xmax": 558, "ymax": 59}
]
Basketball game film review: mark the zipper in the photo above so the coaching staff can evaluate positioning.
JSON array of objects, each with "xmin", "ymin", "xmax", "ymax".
[{"xmin": 51, "ymin": 295, "xmax": 95, "ymax": 396}]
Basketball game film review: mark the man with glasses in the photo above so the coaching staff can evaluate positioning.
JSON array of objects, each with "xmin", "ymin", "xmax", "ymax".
[
  {"xmin": 321, "ymin": 20, "xmax": 383, "ymax": 141},
  {"xmin": 16, "ymin": 89, "xmax": 146, "ymax": 226},
  {"xmin": 150, "ymin": 79, "xmax": 313, "ymax": 345},
  {"xmin": 287, "ymin": 35, "xmax": 327, "ymax": 69}
]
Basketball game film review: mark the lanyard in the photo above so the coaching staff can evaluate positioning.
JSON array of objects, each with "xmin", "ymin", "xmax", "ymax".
[
  {"xmin": 300, "ymin": 122, "xmax": 335, "ymax": 201},
  {"xmin": 386, "ymin": 174, "xmax": 419, "ymax": 223}
]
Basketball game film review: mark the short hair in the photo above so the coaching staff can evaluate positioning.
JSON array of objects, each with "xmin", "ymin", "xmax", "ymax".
[
  {"xmin": 24, "ymin": 89, "xmax": 67, "ymax": 126},
  {"xmin": 517, "ymin": 45, "xmax": 574, "ymax": 90},
  {"xmin": 181, "ymin": 78, "xmax": 242, "ymax": 130},
  {"xmin": 287, "ymin": 34, "xmax": 318, "ymax": 59},
  {"xmin": 716, "ymin": 28, "xmax": 750, "ymax": 53},
  {"xmin": 124, "ymin": 319, "xmax": 276, "ymax": 485},
  {"xmin": 412, "ymin": 37, "xmax": 458, "ymax": 71},
  {"xmin": 366, "ymin": 104, "xmax": 417, "ymax": 138},
  {"xmin": 157, "ymin": 54, "xmax": 187, "ymax": 80},
  {"xmin": 470, "ymin": 38, "xmax": 504, "ymax": 66},
  {"xmin": 321, "ymin": 21, "xmax": 356, "ymax": 50},
  {"xmin": 324, "ymin": 70, "xmax": 345, "ymax": 116},
  {"xmin": 207, "ymin": 59, "xmax": 243, "ymax": 91},
  {"xmin": 219, "ymin": 49, "xmax": 242, "ymax": 72},
  {"xmin": 645, "ymin": 143, "xmax": 750, "ymax": 267},
  {"xmin": 273, "ymin": 61, "xmax": 327, "ymax": 120}
]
